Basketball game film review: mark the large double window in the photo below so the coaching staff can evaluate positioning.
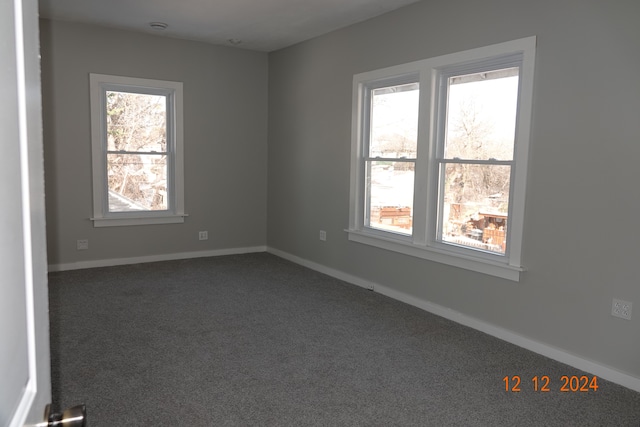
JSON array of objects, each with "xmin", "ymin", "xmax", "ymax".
[
  {"xmin": 348, "ymin": 37, "xmax": 536, "ymax": 280},
  {"xmin": 89, "ymin": 74, "xmax": 185, "ymax": 227}
]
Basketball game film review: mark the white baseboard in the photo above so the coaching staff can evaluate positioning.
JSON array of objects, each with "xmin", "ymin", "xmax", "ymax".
[
  {"xmin": 48, "ymin": 246, "xmax": 267, "ymax": 272},
  {"xmin": 267, "ymin": 247, "xmax": 640, "ymax": 393}
]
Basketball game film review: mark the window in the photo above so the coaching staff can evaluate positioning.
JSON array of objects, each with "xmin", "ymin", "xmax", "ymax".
[
  {"xmin": 90, "ymin": 74, "xmax": 185, "ymax": 227},
  {"xmin": 348, "ymin": 37, "xmax": 536, "ymax": 281},
  {"xmin": 366, "ymin": 80, "xmax": 419, "ymax": 235}
]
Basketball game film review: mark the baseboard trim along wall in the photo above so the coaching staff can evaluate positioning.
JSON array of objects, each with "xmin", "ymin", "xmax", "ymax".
[
  {"xmin": 47, "ymin": 246, "xmax": 268, "ymax": 272},
  {"xmin": 267, "ymin": 247, "xmax": 640, "ymax": 393}
]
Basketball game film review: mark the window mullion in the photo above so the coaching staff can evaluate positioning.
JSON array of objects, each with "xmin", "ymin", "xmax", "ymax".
[
  {"xmin": 412, "ymin": 68, "xmax": 432, "ymax": 246},
  {"xmin": 364, "ymin": 157, "xmax": 417, "ymax": 162},
  {"xmin": 438, "ymin": 159, "xmax": 513, "ymax": 166},
  {"xmin": 106, "ymin": 150, "xmax": 168, "ymax": 155}
]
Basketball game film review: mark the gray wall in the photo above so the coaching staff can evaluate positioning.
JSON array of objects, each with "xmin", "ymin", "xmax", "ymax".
[
  {"xmin": 40, "ymin": 20, "xmax": 268, "ymax": 265},
  {"xmin": 267, "ymin": 0, "xmax": 640, "ymax": 378}
]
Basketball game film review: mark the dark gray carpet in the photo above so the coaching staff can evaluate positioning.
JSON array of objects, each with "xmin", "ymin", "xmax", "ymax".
[{"xmin": 48, "ymin": 253, "xmax": 640, "ymax": 426}]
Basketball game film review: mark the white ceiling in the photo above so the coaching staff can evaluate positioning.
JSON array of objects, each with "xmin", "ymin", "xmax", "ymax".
[{"xmin": 38, "ymin": 0, "xmax": 422, "ymax": 52}]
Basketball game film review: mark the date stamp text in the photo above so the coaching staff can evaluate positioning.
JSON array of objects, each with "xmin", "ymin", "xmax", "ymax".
[{"xmin": 503, "ymin": 375, "xmax": 599, "ymax": 392}]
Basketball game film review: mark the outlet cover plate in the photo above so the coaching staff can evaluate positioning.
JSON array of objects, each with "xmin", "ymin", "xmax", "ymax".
[
  {"xmin": 612, "ymin": 298, "xmax": 632, "ymax": 320},
  {"xmin": 77, "ymin": 239, "xmax": 89, "ymax": 250},
  {"xmin": 199, "ymin": 231, "xmax": 208, "ymax": 241},
  {"xmin": 319, "ymin": 230, "xmax": 327, "ymax": 241}
]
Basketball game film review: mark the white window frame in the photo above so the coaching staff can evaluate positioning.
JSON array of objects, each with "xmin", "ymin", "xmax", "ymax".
[
  {"xmin": 89, "ymin": 74, "xmax": 186, "ymax": 227},
  {"xmin": 348, "ymin": 37, "xmax": 536, "ymax": 281}
]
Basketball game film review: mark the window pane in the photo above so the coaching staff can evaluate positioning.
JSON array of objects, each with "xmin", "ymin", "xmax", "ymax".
[
  {"xmin": 106, "ymin": 91, "xmax": 167, "ymax": 152},
  {"xmin": 367, "ymin": 161, "xmax": 414, "ymax": 235},
  {"xmin": 440, "ymin": 163, "xmax": 510, "ymax": 254},
  {"xmin": 107, "ymin": 153, "xmax": 168, "ymax": 212},
  {"xmin": 369, "ymin": 83, "xmax": 419, "ymax": 158},
  {"xmin": 443, "ymin": 68, "xmax": 518, "ymax": 161}
]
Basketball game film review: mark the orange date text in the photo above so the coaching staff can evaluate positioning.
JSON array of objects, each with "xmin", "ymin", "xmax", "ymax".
[{"xmin": 503, "ymin": 375, "xmax": 598, "ymax": 392}]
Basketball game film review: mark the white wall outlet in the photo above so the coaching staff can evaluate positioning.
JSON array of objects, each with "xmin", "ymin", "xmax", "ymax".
[
  {"xmin": 319, "ymin": 230, "xmax": 327, "ymax": 241},
  {"xmin": 198, "ymin": 231, "xmax": 208, "ymax": 241},
  {"xmin": 77, "ymin": 239, "xmax": 89, "ymax": 250},
  {"xmin": 611, "ymin": 298, "xmax": 633, "ymax": 320}
]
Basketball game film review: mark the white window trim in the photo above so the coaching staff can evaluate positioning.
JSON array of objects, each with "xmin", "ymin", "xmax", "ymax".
[
  {"xmin": 348, "ymin": 37, "xmax": 536, "ymax": 281},
  {"xmin": 89, "ymin": 74, "xmax": 186, "ymax": 227}
]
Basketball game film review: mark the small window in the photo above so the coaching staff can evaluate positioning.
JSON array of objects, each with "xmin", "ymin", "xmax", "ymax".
[
  {"xmin": 348, "ymin": 37, "xmax": 536, "ymax": 281},
  {"xmin": 90, "ymin": 74, "xmax": 185, "ymax": 227}
]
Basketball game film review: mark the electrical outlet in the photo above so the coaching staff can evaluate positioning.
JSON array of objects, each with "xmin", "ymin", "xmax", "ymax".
[
  {"xmin": 611, "ymin": 298, "xmax": 633, "ymax": 320},
  {"xmin": 198, "ymin": 231, "xmax": 208, "ymax": 241},
  {"xmin": 77, "ymin": 239, "xmax": 89, "ymax": 250},
  {"xmin": 319, "ymin": 230, "xmax": 327, "ymax": 241}
]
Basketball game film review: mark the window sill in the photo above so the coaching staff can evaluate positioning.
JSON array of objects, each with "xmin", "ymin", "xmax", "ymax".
[
  {"xmin": 346, "ymin": 229, "xmax": 523, "ymax": 281},
  {"xmin": 91, "ymin": 214, "xmax": 187, "ymax": 228}
]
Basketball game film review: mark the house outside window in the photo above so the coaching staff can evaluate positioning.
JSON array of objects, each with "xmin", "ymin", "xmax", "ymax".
[
  {"xmin": 348, "ymin": 37, "xmax": 536, "ymax": 281},
  {"xmin": 89, "ymin": 74, "xmax": 185, "ymax": 227}
]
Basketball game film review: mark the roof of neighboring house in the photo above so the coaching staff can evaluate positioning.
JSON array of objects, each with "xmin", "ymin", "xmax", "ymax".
[
  {"xmin": 108, "ymin": 190, "xmax": 147, "ymax": 212},
  {"xmin": 478, "ymin": 211, "xmax": 508, "ymax": 219}
]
